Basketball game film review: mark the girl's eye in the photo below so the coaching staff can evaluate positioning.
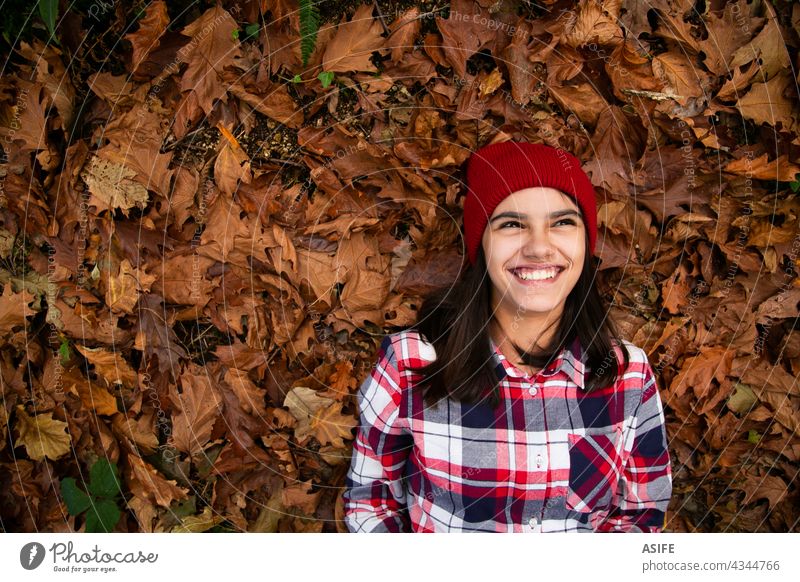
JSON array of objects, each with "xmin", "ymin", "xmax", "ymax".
[
  {"xmin": 500, "ymin": 220, "xmax": 523, "ymax": 228},
  {"xmin": 554, "ymin": 218, "xmax": 577, "ymax": 226}
]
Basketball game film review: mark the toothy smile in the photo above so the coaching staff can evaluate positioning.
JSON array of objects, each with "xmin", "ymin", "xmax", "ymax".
[{"xmin": 509, "ymin": 266, "xmax": 564, "ymax": 282}]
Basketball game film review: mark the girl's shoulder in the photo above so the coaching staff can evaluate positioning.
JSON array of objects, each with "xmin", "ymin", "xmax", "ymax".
[
  {"xmin": 382, "ymin": 329, "xmax": 438, "ymax": 369},
  {"xmin": 609, "ymin": 338, "xmax": 659, "ymax": 393},
  {"xmin": 612, "ymin": 338, "xmax": 651, "ymax": 367}
]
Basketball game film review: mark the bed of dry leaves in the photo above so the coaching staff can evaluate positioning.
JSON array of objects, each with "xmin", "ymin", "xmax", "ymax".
[{"xmin": 0, "ymin": 0, "xmax": 798, "ymax": 533}]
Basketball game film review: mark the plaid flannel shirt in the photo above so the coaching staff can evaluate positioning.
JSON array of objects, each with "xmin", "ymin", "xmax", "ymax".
[{"xmin": 343, "ymin": 330, "xmax": 672, "ymax": 533}]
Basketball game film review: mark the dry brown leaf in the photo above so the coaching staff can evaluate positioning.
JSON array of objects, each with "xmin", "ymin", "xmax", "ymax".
[
  {"xmin": 311, "ymin": 401, "xmax": 357, "ymax": 448},
  {"xmin": 322, "ymin": 4, "xmax": 386, "ymax": 73},
  {"xmin": 281, "ymin": 480, "xmax": 322, "ymax": 515},
  {"xmin": 111, "ymin": 412, "xmax": 159, "ymax": 455},
  {"xmin": 171, "ymin": 506, "xmax": 225, "ymax": 532},
  {"xmin": 81, "ymin": 156, "xmax": 149, "ymax": 216},
  {"xmin": 384, "ymin": 7, "xmax": 421, "ymax": 63},
  {"xmin": 736, "ymin": 72, "xmax": 798, "ymax": 131},
  {"xmin": 668, "ymin": 346, "xmax": 735, "ymax": 400},
  {"xmin": 563, "ymin": 0, "xmax": 623, "ymax": 48},
  {"xmin": 0, "ymin": 284, "xmax": 37, "ymax": 334},
  {"xmin": 75, "ymin": 344, "xmax": 138, "ymax": 388},
  {"xmin": 128, "ymin": 454, "xmax": 189, "ymax": 508},
  {"xmin": 0, "ymin": 404, "xmax": 7, "ymax": 453},
  {"xmin": 72, "ymin": 376, "xmax": 119, "ymax": 416},
  {"xmin": 284, "ymin": 386, "xmax": 335, "ymax": 443},
  {"xmin": 14, "ymin": 406, "xmax": 71, "ymax": 461},
  {"xmin": 178, "ymin": 5, "xmax": 241, "ymax": 115},
  {"xmin": 124, "ymin": 0, "xmax": 170, "ymax": 73},
  {"xmin": 223, "ymin": 368, "xmax": 267, "ymax": 416},
  {"xmin": 548, "ymin": 82, "xmax": 607, "ymax": 126},
  {"xmin": 725, "ymin": 153, "xmax": 800, "ymax": 183},
  {"xmin": 733, "ymin": 473, "xmax": 789, "ymax": 510},
  {"xmin": 170, "ymin": 367, "xmax": 222, "ymax": 456}
]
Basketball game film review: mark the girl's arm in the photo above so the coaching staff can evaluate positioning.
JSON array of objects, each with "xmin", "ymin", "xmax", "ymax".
[
  {"xmin": 597, "ymin": 363, "xmax": 673, "ymax": 532},
  {"xmin": 343, "ymin": 335, "xmax": 413, "ymax": 532}
]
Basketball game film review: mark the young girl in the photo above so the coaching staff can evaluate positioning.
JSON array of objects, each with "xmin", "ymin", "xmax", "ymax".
[{"xmin": 342, "ymin": 141, "xmax": 672, "ymax": 532}]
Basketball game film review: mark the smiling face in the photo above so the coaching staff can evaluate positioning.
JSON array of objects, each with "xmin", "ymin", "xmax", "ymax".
[{"xmin": 481, "ymin": 187, "xmax": 586, "ymax": 340}]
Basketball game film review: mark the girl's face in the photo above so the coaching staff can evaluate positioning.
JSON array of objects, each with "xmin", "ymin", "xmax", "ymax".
[{"xmin": 481, "ymin": 187, "xmax": 586, "ymax": 330}]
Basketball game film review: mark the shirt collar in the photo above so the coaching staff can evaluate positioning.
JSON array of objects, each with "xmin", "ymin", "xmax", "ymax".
[{"xmin": 490, "ymin": 335, "xmax": 586, "ymax": 390}]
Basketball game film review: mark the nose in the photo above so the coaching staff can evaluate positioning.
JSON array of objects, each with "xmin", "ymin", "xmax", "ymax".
[{"xmin": 522, "ymin": 224, "xmax": 554, "ymax": 257}]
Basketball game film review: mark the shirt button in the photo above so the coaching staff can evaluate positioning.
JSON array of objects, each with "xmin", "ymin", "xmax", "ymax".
[
  {"xmin": 528, "ymin": 385, "xmax": 537, "ymax": 395},
  {"xmin": 528, "ymin": 517, "xmax": 538, "ymax": 528},
  {"xmin": 536, "ymin": 454, "xmax": 544, "ymax": 468}
]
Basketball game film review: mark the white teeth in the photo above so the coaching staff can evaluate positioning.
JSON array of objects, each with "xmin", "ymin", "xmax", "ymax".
[{"xmin": 515, "ymin": 268, "xmax": 558, "ymax": 281}]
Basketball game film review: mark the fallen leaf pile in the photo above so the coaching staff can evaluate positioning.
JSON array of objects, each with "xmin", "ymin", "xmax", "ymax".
[{"xmin": 0, "ymin": 0, "xmax": 798, "ymax": 532}]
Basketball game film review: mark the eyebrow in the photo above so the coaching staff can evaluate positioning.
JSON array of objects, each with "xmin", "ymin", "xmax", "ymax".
[{"xmin": 489, "ymin": 210, "xmax": 581, "ymax": 223}]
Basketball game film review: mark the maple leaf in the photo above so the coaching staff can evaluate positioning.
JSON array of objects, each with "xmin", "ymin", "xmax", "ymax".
[
  {"xmin": 434, "ymin": 0, "xmax": 504, "ymax": 79},
  {"xmin": 733, "ymin": 473, "xmax": 789, "ymax": 510},
  {"xmin": 74, "ymin": 344, "xmax": 137, "ymax": 388},
  {"xmin": 384, "ymin": 7, "xmax": 421, "ymax": 63},
  {"xmin": 71, "ymin": 376, "xmax": 119, "ymax": 416},
  {"xmin": 179, "ymin": 5, "xmax": 241, "ymax": 116},
  {"xmin": 169, "ymin": 365, "xmax": 222, "ymax": 456},
  {"xmin": 127, "ymin": 454, "xmax": 189, "ymax": 508},
  {"xmin": 284, "ymin": 386, "xmax": 335, "ymax": 443},
  {"xmin": 80, "ymin": 156, "xmax": 149, "ymax": 216},
  {"xmin": 668, "ymin": 347, "xmax": 735, "ymax": 400},
  {"xmin": 14, "ymin": 406, "xmax": 71, "ymax": 461},
  {"xmin": 281, "ymin": 480, "xmax": 322, "ymax": 515},
  {"xmin": 736, "ymin": 73, "xmax": 798, "ymax": 132},
  {"xmin": 133, "ymin": 293, "xmax": 189, "ymax": 375},
  {"xmin": 105, "ymin": 258, "xmax": 158, "ymax": 315},
  {"xmin": 322, "ymin": 4, "xmax": 386, "ymax": 73},
  {"xmin": 124, "ymin": 0, "xmax": 170, "ymax": 73},
  {"xmin": 310, "ymin": 401, "xmax": 357, "ymax": 448},
  {"xmin": 317, "ymin": 360, "xmax": 357, "ymax": 401},
  {"xmin": 0, "ymin": 284, "xmax": 37, "ymax": 334},
  {"xmin": 0, "ymin": 81, "xmax": 49, "ymax": 154}
]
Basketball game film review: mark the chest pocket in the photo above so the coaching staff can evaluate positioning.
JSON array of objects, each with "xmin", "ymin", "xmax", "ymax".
[{"xmin": 565, "ymin": 426, "xmax": 624, "ymax": 513}]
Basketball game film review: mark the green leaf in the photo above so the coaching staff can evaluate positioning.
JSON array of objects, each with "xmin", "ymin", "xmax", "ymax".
[
  {"xmin": 245, "ymin": 23, "xmax": 260, "ymax": 39},
  {"xmin": 747, "ymin": 429, "xmax": 760, "ymax": 445},
  {"xmin": 85, "ymin": 499, "xmax": 121, "ymax": 533},
  {"xmin": 61, "ymin": 478, "xmax": 92, "ymax": 516},
  {"xmin": 292, "ymin": 74, "xmax": 302, "ymax": 83},
  {"xmin": 299, "ymin": 0, "xmax": 320, "ymax": 66},
  {"xmin": 318, "ymin": 71, "xmax": 335, "ymax": 88},
  {"xmin": 87, "ymin": 459, "xmax": 121, "ymax": 499},
  {"xmin": 37, "ymin": 0, "xmax": 58, "ymax": 40},
  {"xmin": 231, "ymin": 28, "xmax": 239, "ymax": 40},
  {"xmin": 58, "ymin": 338, "xmax": 70, "ymax": 364}
]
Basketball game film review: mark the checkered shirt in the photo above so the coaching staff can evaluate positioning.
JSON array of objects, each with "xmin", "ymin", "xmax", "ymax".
[{"xmin": 343, "ymin": 330, "xmax": 672, "ymax": 532}]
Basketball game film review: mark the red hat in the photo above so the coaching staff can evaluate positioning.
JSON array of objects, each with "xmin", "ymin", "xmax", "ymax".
[{"xmin": 463, "ymin": 141, "xmax": 597, "ymax": 266}]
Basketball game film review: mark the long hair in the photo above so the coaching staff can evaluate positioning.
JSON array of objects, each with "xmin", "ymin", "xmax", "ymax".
[{"xmin": 406, "ymin": 235, "xmax": 629, "ymax": 410}]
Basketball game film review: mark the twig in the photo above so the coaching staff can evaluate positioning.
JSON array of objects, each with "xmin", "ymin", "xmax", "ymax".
[{"xmin": 372, "ymin": 0, "xmax": 390, "ymax": 35}]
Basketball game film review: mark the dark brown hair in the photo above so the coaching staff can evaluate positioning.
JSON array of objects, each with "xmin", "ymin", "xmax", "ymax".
[{"xmin": 405, "ymin": 228, "xmax": 629, "ymax": 410}]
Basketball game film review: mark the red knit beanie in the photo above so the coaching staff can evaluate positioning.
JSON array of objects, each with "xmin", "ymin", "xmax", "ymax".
[{"xmin": 463, "ymin": 141, "xmax": 597, "ymax": 266}]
